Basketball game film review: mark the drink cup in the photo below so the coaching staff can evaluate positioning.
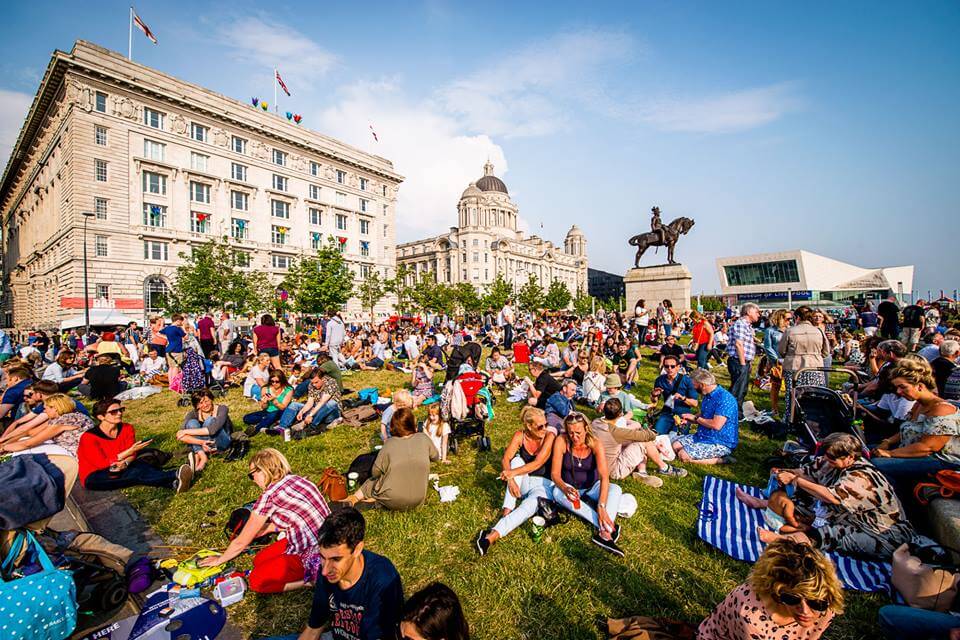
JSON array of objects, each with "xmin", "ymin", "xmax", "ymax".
[
  {"xmin": 283, "ymin": 428, "xmax": 291, "ymax": 442},
  {"xmin": 571, "ymin": 493, "xmax": 582, "ymax": 510},
  {"xmin": 347, "ymin": 472, "xmax": 359, "ymax": 491},
  {"xmin": 530, "ymin": 516, "xmax": 546, "ymax": 543}
]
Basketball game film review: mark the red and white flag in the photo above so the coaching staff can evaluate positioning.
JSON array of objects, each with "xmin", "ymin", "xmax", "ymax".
[
  {"xmin": 369, "ymin": 124, "xmax": 379, "ymax": 142},
  {"xmin": 275, "ymin": 70, "xmax": 291, "ymax": 97},
  {"xmin": 132, "ymin": 9, "xmax": 157, "ymax": 44}
]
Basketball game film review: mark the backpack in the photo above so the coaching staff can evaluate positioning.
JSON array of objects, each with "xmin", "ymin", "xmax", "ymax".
[{"xmin": 318, "ymin": 467, "xmax": 348, "ymax": 502}]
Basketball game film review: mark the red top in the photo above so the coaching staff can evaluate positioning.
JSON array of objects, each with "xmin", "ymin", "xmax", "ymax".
[
  {"xmin": 77, "ymin": 422, "xmax": 136, "ymax": 486},
  {"xmin": 691, "ymin": 321, "xmax": 712, "ymax": 345},
  {"xmin": 253, "ymin": 325, "xmax": 281, "ymax": 350},
  {"xmin": 197, "ymin": 316, "xmax": 216, "ymax": 341}
]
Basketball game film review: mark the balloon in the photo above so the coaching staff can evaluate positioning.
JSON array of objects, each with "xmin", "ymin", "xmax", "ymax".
[
  {"xmin": 261, "ymin": 101, "xmax": 268, "ymax": 111},
  {"xmin": 286, "ymin": 111, "xmax": 293, "ymax": 120},
  {"xmin": 251, "ymin": 97, "xmax": 259, "ymax": 107}
]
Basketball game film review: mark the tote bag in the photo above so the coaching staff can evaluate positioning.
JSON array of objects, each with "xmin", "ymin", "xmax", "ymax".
[{"xmin": 1, "ymin": 530, "xmax": 77, "ymax": 639}]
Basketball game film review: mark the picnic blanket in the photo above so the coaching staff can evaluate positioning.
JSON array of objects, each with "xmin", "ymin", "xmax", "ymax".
[{"xmin": 697, "ymin": 475, "xmax": 892, "ymax": 593}]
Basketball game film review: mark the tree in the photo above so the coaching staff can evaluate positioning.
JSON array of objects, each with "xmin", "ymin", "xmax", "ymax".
[
  {"xmin": 411, "ymin": 271, "xmax": 453, "ymax": 316},
  {"xmin": 544, "ymin": 280, "xmax": 572, "ymax": 311},
  {"xmin": 356, "ymin": 269, "xmax": 386, "ymax": 321},
  {"xmin": 517, "ymin": 274, "xmax": 544, "ymax": 312},
  {"xmin": 167, "ymin": 238, "xmax": 270, "ymax": 315},
  {"xmin": 483, "ymin": 273, "xmax": 513, "ymax": 311},
  {"xmin": 573, "ymin": 289, "xmax": 593, "ymax": 316},
  {"xmin": 281, "ymin": 239, "xmax": 354, "ymax": 315},
  {"xmin": 453, "ymin": 282, "xmax": 483, "ymax": 316},
  {"xmin": 387, "ymin": 264, "xmax": 415, "ymax": 315}
]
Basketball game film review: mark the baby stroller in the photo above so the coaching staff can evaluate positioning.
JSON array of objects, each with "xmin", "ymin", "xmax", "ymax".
[
  {"xmin": 787, "ymin": 367, "xmax": 868, "ymax": 455},
  {"xmin": 442, "ymin": 370, "xmax": 492, "ymax": 454}
]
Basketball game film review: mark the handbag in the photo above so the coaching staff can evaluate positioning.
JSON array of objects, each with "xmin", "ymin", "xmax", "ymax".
[
  {"xmin": 1, "ymin": 530, "xmax": 78, "ymax": 640},
  {"xmin": 319, "ymin": 467, "xmax": 348, "ymax": 501},
  {"xmin": 347, "ymin": 453, "xmax": 377, "ymax": 487},
  {"xmin": 536, "ymin": 497, "xmax": 569, "ymax": 528},
  {"xmin": 914, "ymin": 470, "xmax": 960, "ymax": 505},
  {"xmin": 892, "ymin": 542, "xmax": 960, "ymax": 612}
]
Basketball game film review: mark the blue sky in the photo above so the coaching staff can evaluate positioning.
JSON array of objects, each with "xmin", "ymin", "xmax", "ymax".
[{"xmin": 1, "ymin": 1, "xmax": 957, "ymax": 296}]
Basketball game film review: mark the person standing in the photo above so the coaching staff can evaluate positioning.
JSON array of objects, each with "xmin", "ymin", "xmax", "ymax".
[
  {"xmin": 778, "ymin": 306, "xmax": 830, "ymax": 408},
  {"xmin": 877, "ymin": 296, "xmax": 900, "ymax": 340},
  {"xmin": 0, "ymin": 327, "xmax": 15, "ymax": 364},
  {"xmin": 726, "ymin": 303, "xmax": 760, "ymax": 417},
  {"xmin": 900, "ymin": 300, "xmax": 926, "ymax": 351},
  {"xmin": 762, "ymin": 309, "xmax": 790, "ymax": 417},
  {"xmin": 196, "ymin": 312, "xmax": 216, "ymax": 358},
  {"xmin": 634, "ymin": 299, "xmax": 650, "ymax": 335},
  {"xmin": 499, "ymin": 299, "xmax": 515, "ymax": 350},
  {"xmin": 217, "ymin": 311, "xmax": 236, "ymax": 355},
  {"xmin": 122, "ymin": 322, "xmax": 142, "ymax": 368},
  {"xmin": 159, "ymin": 314, "xmax": 187, "ymax": 379},
  {"xmin": 252, "ymin": 314, "xmax": 282, "ymax": 371},
  {"xmin": 859, "ymin": 302, "xmax": 880, "ymax": 337},
  {"xmin": 324, "ymin": 311, "xmax": 346, "ymax": 369},
  {"xmin": 690, "ymin": 311, "xmax": 714, "ymax": 370}
]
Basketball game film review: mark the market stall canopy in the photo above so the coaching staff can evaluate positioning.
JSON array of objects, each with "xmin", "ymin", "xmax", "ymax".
[{"xmin": 59, "ymin": 309, "xmax": 140, "ymax": 330}]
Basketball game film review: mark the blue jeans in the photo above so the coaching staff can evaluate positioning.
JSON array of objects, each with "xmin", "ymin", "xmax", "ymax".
[
  {"xmin": 85, "ymin": 461, "xmax": 177, "ymax": 490},
  {"xmin": 551, "ymin": 480, "xmax": 622, "ymax": 531},
  {"xmin": 493, "ymin": 457, "xmax": 555, "ymax": 538},
  {"xmin": 279, "ymin": 401, "xmax": 340, "ymax": 429},
  {"xmin": 871, "ymin": 455, "xmax": 960, "ymax": 494},
  {"xmin": 183, "ymin": 418, "xmax": 232, "ymax": 452},
  {"xmin": 878, "ymin": 604, "xmax": 960, "ymax": 639},
  {"xmin": 294, "ymin": 380, "xmax": 310, "ymax": 399},
  {"xmin": 243, "ymin": 410, "xmax": 282, "ymax": 433},
  {"xmin": 727, "ymin": 357, "xmax": 751, "ymax": 412},
  {"xmin": 695, "ymin": 343, "xmax": 709, "ymax": 369},
  {"xmin": 654, "ymin": 412, "xmax": 677, "ymax": 435}
]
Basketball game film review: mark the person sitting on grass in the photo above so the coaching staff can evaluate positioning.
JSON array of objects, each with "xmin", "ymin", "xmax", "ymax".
[
  {"xmin": 77, "ymin": 398, "xmax": 193, "ymax": 493},
  {"xmin": 674, "ymin": 368, "xmax": 739, "ymax": 465},
  {"xmin": 582, "ymin": 356, "xmax": 609, "ymax": 407},
  {"xmin": 242, "ymin": 370, "xmax": 294, "ymax": 436},
  {"xmin": 341, "ymin": 408, "xmax": 439, "ymax": 511},
  {"xmin": 380, "ymin": 389, "xmax": 414, "ymax": 442},
  {"xmin": 198, "ymin": 448, "xmax": 330, "ymax": 593},
  {"xmin": 544, "ymin": 378, "xmax": 578, "ymax": 433},
  {"xmin": 484, "ymin": 346, "xmax": 514, "ymax": 387},
  {"xmin": 525, "ymin": 360, "xmax": 562, "ymax": 409},
  {"xmin": 592, "ymin": 397, "xmax": 686, "ymax": 489},
  {"xmin": 423, "ymin": 403, "xmax": 451, "ymax": 464},
  {"xmin": 598, "ymin": 373, "xmax": 651, "ymax": 416},
  {"xmin": 475, "ymin": 406, "xmax": 556, "ymax": 556},
  {"xmin": 611, "ymin": 341, "xmax": 640, "ymax": 389},
  {"xmin": 411, "ymin": 355, "xmax": 437, "ymax": 406},
  {"xmin": 0, "ymin": 392, "xmax": 93, "ymax": 457},
  {"xmin": 697, "ymin": 538, "xmax": 843, "ymax": 640},
  {"xmin": 243, "ymin": 352, "xmax": 272, "ymax": 400},
  {"xmin": 550, "ymin": 411, "xmax": 624, "ymax": 557},
  {"xmin": 42, "ymin": 349, "xmax": 86, "ymax": 392},
  {"xmin": 649, "ymin": 355, "xmax": 698, "ymax": 435},
  {"xmin": 401, "ymin": 582, "xmax": 470, "ymax": 640},
  {"xmin": 176, "ymin": 389, "xmax": 232, "ymax": 473}
]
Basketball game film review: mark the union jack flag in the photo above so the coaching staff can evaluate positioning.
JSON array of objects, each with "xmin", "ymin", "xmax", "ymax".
[{"xmin": 275, "ymin": 70, "xmax": 291, "ymax": 97}]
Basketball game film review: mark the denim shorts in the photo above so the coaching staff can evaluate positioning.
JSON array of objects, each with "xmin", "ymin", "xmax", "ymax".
[{"xmin": 259, "ymin": 347, "xmax": 280, "ymax": 357}]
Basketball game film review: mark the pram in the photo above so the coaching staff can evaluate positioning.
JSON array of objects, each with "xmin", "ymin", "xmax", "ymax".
[
  {"xmin": 443, "ymin": 370, "xmax": 492, "ymax": 454},
  {"xmin": 787, "ymin": 367, "xmax": 868, "ymax": 455},
  {"xmin": 176, "ymin": 348, "xmax": 226, "ymax": 406}
]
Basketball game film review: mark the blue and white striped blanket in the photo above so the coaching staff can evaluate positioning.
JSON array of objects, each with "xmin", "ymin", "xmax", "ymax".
[{"xmin": 697, "ymin": 475, "xmax": 893, "ymax": 593}]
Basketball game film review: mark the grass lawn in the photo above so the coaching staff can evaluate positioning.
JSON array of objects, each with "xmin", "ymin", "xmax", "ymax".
[{"xmin": 119, "ymin": 347, "xmax": 886, "ymax": 639}]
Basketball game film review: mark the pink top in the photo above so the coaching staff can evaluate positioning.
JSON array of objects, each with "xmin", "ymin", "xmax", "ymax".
[
  {"xmin": 253, "ymin": 324, "xmax": 281, "ymax": 351},
  {"xmin": 697, "ymin": 583, "xmax": 834, "ymax": 640}
]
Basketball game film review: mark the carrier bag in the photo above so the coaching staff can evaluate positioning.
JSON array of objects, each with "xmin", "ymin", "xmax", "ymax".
[{"xmin": 1, "ymin": 530, "xmax": 77, "ymax": 640}]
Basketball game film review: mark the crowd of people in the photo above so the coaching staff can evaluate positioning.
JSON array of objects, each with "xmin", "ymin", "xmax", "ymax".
[{"xmin": 1, "ymin": 294, "xmax": 959, "ymax": 639}]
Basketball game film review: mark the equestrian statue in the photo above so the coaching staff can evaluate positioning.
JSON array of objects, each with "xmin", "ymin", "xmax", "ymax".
[{"xmin": 628, "ymin": 206, "xmax": 695, "ymax": 267}]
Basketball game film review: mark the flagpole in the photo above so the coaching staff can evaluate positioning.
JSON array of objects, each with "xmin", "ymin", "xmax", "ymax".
[
  {"xmin": 274, "ymin": 67, "xmax": 278, "ymax": 114},
  {"xmin": 128, "ymin": 7, "xmax": 133, "ymax": 60}
]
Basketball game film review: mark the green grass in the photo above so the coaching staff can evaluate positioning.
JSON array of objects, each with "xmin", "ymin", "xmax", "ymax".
[{"xmin": 119, "ymin": 349, "xmax": 885, "ymax": 639}]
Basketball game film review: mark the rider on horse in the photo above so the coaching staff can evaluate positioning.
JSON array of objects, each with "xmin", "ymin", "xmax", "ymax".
[{"xmin": 650, "ymin": 206, "xmax": 667, "ymax": 245}]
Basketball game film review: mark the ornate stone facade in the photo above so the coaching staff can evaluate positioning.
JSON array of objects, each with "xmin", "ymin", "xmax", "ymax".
[
  {"xmin": 396, "ymin": 162, "xmax": 587, "ymax": 296},
  {"xmin": 1, "ymin": 41, "xmax": 403, "ymax": 328}
]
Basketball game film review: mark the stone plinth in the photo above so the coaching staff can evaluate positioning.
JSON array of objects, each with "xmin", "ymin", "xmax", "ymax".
[{"xmin": 624, "ymin": 264, "xmax": 692, "ymax": 313}]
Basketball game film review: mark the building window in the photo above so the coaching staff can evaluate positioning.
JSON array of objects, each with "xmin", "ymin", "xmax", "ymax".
[
  {"xmin": 336, "ymin": 192, "xmax": 347, "ymax": 206},
  {"xmin": 271, "ymin": 225, "xmax": 288, "ymax": 245},
  {"xmin": 191, "ymin": 122, "xmax": 208, "ymax": 142},
  {"xmin": 142, "ymin": 171, "xmax": 166, "ymax": 195},
  {"xmin": 473, "ymin": 252, "xmax": 479, "ymax": 263},
  {"xmin": 359, "ymin": 177, "xmax": 367, "ymax": 191},
  {"xmin": 231, "ymin": 218, "xmax": 248, "ymax": 240},
  {"xmin": 233, "ymin": 251, "xmax": 251, "ymax": 267},
  {"xmin": 336, "ymin": 214, "xmax": 348, "ymax": 230},
  {"xmin": 382, "ymin": 185, "xmax": 387, "ymax": 197},
  {"xmin": 95, "ymin": 91, "xmax": 108, "ymax": 113},
  {"xmin": 231, "ymin": 163, "xmax": 247, "ymax": 181},
  {"xmin": 359, "ymin": 264, "xmax": 371, "ymax": 278},
  {"xmin": 484, "ymin": 253, "xmax": 488, "ymax": 263},
  {"xmin": 473, "ymin": 269, "xmax": 479, "ymax": 280},
  {"xmin": 271, "ymin": 200, "xmax": 290, "ymax": 219},
  {"xmin": 143, "ymin": 138, "xmax": 165, "ymax": 161},
  {"xmin": 94, "ymin": 159, "xmax": 107, "ymax": 182},
  {"xmin": 472, "ymin": 239, "xmax": 479, "ymax": 247},
  {"xmin": 143, "ymin": 203, "xmax": 167, "ymax": 227},
  {"xmin": 190, "ymin": 152, "xmax": 208, "ymax": 172},
  {"xmin": 309, "ymin": 184, "xmax": 321, "ymax": 200},
  {"xmin": 272, "ymin": 174, "xmax": 287, "ymax": 191},
  {"xmin": 95, "ymin": 235, "xmax": 108, "ymax": 257},
  {"xmin": 272, "ymin": 255, "xmax": 291, "ymax": 269},
  {"xmin": 273, "ymin": 149, "xmax": 286, "ymax": 166},
  {"xmin": 190, "ymin": 181, "xmax": 211, "ymax": 204},
  {"xmin": 143, "ymin": 107, "xmax": 164, "ymax": 129},
  {"xmin": 383, "ymin": 224, "xmax": 388, "ymax": 238},
  {"xmin": 144, "ymin": 276, "xmax": 169, "ymax": 314},
  {"xmin": 94, "ymin": 197, "xmax": 108, "ymax": 219},
  {"xmin": 95, "ymin": 284, "xmax": 110, "ymax": 299},
  {"xmin": 310, "ymin": 232, "xmax": 322, "ymax": 250},
  {"xmin": 231, "ymin": 191, "xmax": 248, "ymax": 211},
  {"xmin": 310, "ymin": 161, "xmax": 320, "ymax": 177},
  {"xmin": 359, "ymin": 219, "xmax": 370, "ymax": 235},
  {"xmin": 309, "ymin": 208, "xmax": 322, "ymax": 226},
  {"xmin": 382, "ymin": 204, "xmax": 388, "ymax": 216},
  {"xmin": 95, "ymin": 125, "xmax": 107, "ymax": 146},
  {"xmin": 191, "ymin": 211, "xmax": 211, "ymax": 234},
  {"xmin": 359, "ymin": 198, "xmax": 369, "ymax": 213},
  {"xmin": 337, "ymin": 239, "xmax": 347, "ymax": 254},
  {"xmin": 723, "ymin": 260, "xmax": 801, "ymax": 287},
  {"xmin": 336, "ymin": 170, "xmax": 346, "ymax": 184},
  {"xmin": 231, "ymin": 136, "xmax": 246, "ymax": 154},
  {"xmin": 143, "ymin": 240, "xmax": 168, "ymax": 261},
  {"xmin": 485, "ymin": 269, "xmax": 489, "ymax": 280},
  {"xmin": 360, "ymin": 241, "xmax": 370, "ymax": 257}
]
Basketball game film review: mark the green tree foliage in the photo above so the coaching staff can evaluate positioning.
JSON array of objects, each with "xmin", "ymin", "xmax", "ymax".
[
  {"xmin": 517, "ymin": 274, "xmax": 544, "ymax": 312},
  {"xmin": 281, "ymin": 239, "xmax": 354, "ymax": 315},
  {"xmin": 695, "ymin": 295, "xmax": 726, "ymax": 311},
  {"xmin": 410, "ymin": 271, "xmax": 454, "ymax": 315},
  {"xmin": 356, "ymin": 269, "xmax": 386, "ymax": 320},
  {"xmin": 544, "ymin": 280, "xmax": 573, "ymax": 311},
  {"xmin": 573, "ymin": 289, "xmax": 594, "ymax": 316},
  {"xmin": 167, "ymin": 238, "xmax": 270, "ymax": 315},
  {"xmin": 453, "ymin": 282, "xmax": 483, "ymax": 315},
  {"xmin": 483, "ymin": 273, "xmax": 513, "ymax": 310},
  {"xmin": 387, "ymin": 265, "xmax": 415, "ymax": 315}
]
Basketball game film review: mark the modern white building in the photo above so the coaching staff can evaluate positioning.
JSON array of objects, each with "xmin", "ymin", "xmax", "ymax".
[{"xmin": 716, "ymin": 250, "xmax": 914, "ymax": 308}]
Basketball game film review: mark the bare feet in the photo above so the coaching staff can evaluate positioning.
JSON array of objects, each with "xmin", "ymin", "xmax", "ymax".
[
  {"xmin": 736, "ymin": 488, "xmax": 768, "ymax": 510},
  {"xmin": 758, "ymin": 527, "xmax": 779, "ymax": 544}
]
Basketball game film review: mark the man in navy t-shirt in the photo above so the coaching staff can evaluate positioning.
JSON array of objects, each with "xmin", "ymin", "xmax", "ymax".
[
  {"xmin": 303, "ymin": 508, "xmax": 403, "ymax": 640},
  {"xmin": 159, "ymin": 314, "xmax": 187, "ymax": 373}
]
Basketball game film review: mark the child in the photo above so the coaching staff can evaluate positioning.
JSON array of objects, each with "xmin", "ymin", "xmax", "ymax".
[
  {"xmin": 410, "ymin": 355, "xmax": 436, "ymax": 406},
  {"xmin": 735, "ymin": 471, "xmax": 807, "ymax": 534},
  {"xmin": 423, "ymin": 403, "xmax": 451, "ymax": 463}
]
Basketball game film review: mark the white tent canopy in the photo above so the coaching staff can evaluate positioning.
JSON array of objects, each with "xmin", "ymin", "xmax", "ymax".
[{"xmin": 59, "ymin": 309, "xmax": 141, "ymax": 331}]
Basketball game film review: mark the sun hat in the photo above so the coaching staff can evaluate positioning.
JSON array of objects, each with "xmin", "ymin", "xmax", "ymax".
[{"xmin": 604, "ymin": 373, "xmax": 623, "ymax": 388}]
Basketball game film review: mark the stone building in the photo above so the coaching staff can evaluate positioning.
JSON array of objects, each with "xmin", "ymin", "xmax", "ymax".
[
  {"xmin": 396, "ymin": 162, "xmax": 587, "ymax": 296},
  {"xmin": 0, "ymin": 40, "xmax": 403, "ymax": 328}
]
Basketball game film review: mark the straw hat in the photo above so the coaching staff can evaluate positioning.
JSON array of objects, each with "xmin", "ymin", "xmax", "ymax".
[{"xmin": 604, "ymin": 373, "xmax": 623, "ymax": 389}]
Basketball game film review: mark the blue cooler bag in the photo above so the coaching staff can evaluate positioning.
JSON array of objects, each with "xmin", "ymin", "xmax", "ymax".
[{"xmin": 1, "ymin": 530, "xmax": 77, "ymax": 639}]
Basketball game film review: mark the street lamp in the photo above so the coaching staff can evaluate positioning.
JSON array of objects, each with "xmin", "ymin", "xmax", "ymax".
[{"xmin": 81, "ymin": 212, "xmax": 95, "ymax": 336}]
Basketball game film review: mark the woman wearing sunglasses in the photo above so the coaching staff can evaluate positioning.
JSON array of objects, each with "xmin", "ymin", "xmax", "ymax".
[
  {"xmin": 698, "ymin": 538, "xmax": 843, "ymax": 639},
  {"xmin": 550, "ymin": 412, "xmax": 624, "ymax": 557},
  {"xmin": 77, "ymin": 398, "xmax": 193, "ymax": 493},
  {"xmin": 242, "ymin": 370, "xmax": 294, "ymax": 436}
]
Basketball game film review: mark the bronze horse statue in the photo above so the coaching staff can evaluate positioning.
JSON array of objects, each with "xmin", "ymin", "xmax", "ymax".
[{"xmin": 629, "ymin": 216, "xmax": 695, "ymax": 267}]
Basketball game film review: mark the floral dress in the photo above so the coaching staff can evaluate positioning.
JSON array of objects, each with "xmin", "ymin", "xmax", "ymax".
[
  {"xmin": 899, "ymin": 410, "xmax": 960, "ymax": 464},
  {"xmin": 50, "ymin": 412, "xmax": 95, "ymax": 456},
  {"xmin": 412, "ymin": 366, "xmax": 435, "ymax": 398}
]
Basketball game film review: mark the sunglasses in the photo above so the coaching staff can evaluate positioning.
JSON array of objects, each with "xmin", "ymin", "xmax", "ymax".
[
  {"xmin": 776, "ymin": 591, "xmax": 829, "ymax": 612},
  {"xmin": 269, "ymin": 378, "xmax": 281, "ymax": 383},
  {"xmin": 247, "ymin": 470, "xmax": 258, "ymax": 480},
  {"xmin": 664, "ymin": 364, "xmax": 678, "ymax": 369},
  {"xmin": 107, "ymin": 407, "xmax": 125, "ymax": 415}
]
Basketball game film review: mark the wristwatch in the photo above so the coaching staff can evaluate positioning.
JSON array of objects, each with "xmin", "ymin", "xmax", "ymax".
[{"xmin": 598, "ymin": 502, "xmax": 606, "ymax": 509}]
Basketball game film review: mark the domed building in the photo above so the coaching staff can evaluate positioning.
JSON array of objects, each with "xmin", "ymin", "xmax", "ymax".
[{"xmin": 396, "ymin": 162, "xmax": 588, "ymax": 298}]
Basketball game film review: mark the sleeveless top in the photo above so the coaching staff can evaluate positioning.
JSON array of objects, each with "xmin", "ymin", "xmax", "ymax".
[
  {"xmin": 518, "ymin": 435, "xmax": 549, "ymax": 478},
  {"xmin": 561, "ymin": 445, "xmax": 598, "ymax": 489}
]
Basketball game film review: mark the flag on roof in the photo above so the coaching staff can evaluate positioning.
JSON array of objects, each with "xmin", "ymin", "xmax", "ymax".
[
  {"xmin": 132, "ymin": 9, "xmax": 157, "ymax": 44},
  {"xmin": 276, "ymin": 70, "xmax": 291, "ymax": 97},
  {"xmin": 369, "ymin": 124, "xmax": 379, "ymax": 142}
]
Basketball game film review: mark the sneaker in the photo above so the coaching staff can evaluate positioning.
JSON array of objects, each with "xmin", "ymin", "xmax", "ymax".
[
  {"xmin": 186, "ymin": 451, "xmax": 197, "ymax": 473},
  {"xmin": 475, "ymin": 530, "xmax": 491, "ymax": 556},
  {"xmin": 325, "ymin": 417, "xmax": 345, "ymax": 429},
  {"xmin": 611, "ymin": 523, "xmax": 622, "ymax": 543},
  {"xmin": 654, "ymin": 464, "xmax": 688, "ymax": 478},
  {"xmin": 264, "ymin": 427, "xmax": 284, "ymax": 437},
  {"xmin": 591, "ymin": 532, "xmax": 625, "ymax": 557},
  {"xmin": 174, "ymin": 464, "xmax": 194, "ymax": 494},
  {"xmin": 631, "ymin": 471, "xmax": 664, "ymax": 488}
]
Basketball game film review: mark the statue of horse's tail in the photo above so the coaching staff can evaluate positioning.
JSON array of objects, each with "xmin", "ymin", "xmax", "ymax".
[{"xmin": 628, "ymin": 234, "xmax": 641, "ymax": 246}]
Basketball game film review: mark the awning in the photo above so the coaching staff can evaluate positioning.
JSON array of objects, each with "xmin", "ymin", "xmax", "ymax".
[{"xmin": 60, "ymin": 309, "xmax": 141, "ymax": 330}]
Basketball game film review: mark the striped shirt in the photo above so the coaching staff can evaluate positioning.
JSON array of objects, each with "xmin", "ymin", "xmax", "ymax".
[
  {"xmin": 726, "ymin": 317, "xmax": 757, "ymax": 361},
  {"xmin": 252, "ymin": 474, "xmax": 330, "ymax": 558}
]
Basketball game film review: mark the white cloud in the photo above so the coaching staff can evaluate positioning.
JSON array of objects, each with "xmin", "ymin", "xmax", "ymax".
[
  {"xmin": 638, "ymin": 82, "xmax": 801, "ymax": 134},
  {"xmin": 0, "ymin": 89, "xmax": 33, "ymax": 169}
]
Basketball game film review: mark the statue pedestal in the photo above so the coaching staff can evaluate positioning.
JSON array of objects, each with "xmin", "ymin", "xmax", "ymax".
[{"xmin": 624, "ymin": 264, "xmax": 692, "ymax": 313}]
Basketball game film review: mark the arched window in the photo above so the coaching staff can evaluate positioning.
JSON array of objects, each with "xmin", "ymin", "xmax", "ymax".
[{"xmin": 144, "ymin": 276, "xmax": 169, "ymax": 318}]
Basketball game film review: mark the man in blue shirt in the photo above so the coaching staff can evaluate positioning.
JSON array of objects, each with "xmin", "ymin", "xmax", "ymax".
[
  {"xmin": 649, "ymin": 355, "xmax": 698, "ymax": 434},
  {"xmin": 674, "ymin": 368, "xmax": 739, "ymax": 465},
  {"xmin": 0, "ymin": 328, "xmax": 14, "ymax": 363},
  {"xmin": 0, "ymin": 366, "xmax": 33, "ymax": 423},
  {"xmin": 545, "ymin": 378, "xmax": 577, "ymax": 434},
  {"xmin": 159, "ymin": 314, "xmax": 187, "ymax": 375},
  {"xmin": 302, "ymin": 508, "xmax": 403, "ymax": 640}
]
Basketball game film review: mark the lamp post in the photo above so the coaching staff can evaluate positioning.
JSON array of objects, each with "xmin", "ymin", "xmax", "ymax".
[{"xmin": 82, "ymin": 212, "xmax": 95, "ymax": 336}]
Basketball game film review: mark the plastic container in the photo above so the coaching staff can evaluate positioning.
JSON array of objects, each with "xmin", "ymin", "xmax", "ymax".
[{"xmin": 213, "ymin": 576, "xmax": 246, "ymax": 607}]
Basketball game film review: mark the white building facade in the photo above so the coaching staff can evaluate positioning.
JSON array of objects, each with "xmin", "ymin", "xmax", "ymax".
[
  {"xmin": 1, "ymin": 41, "xmax": 403, "ymax": 328},
  {"xmin": 396, "ymin": 162, "xmax": 587, "ymax": 296}
]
